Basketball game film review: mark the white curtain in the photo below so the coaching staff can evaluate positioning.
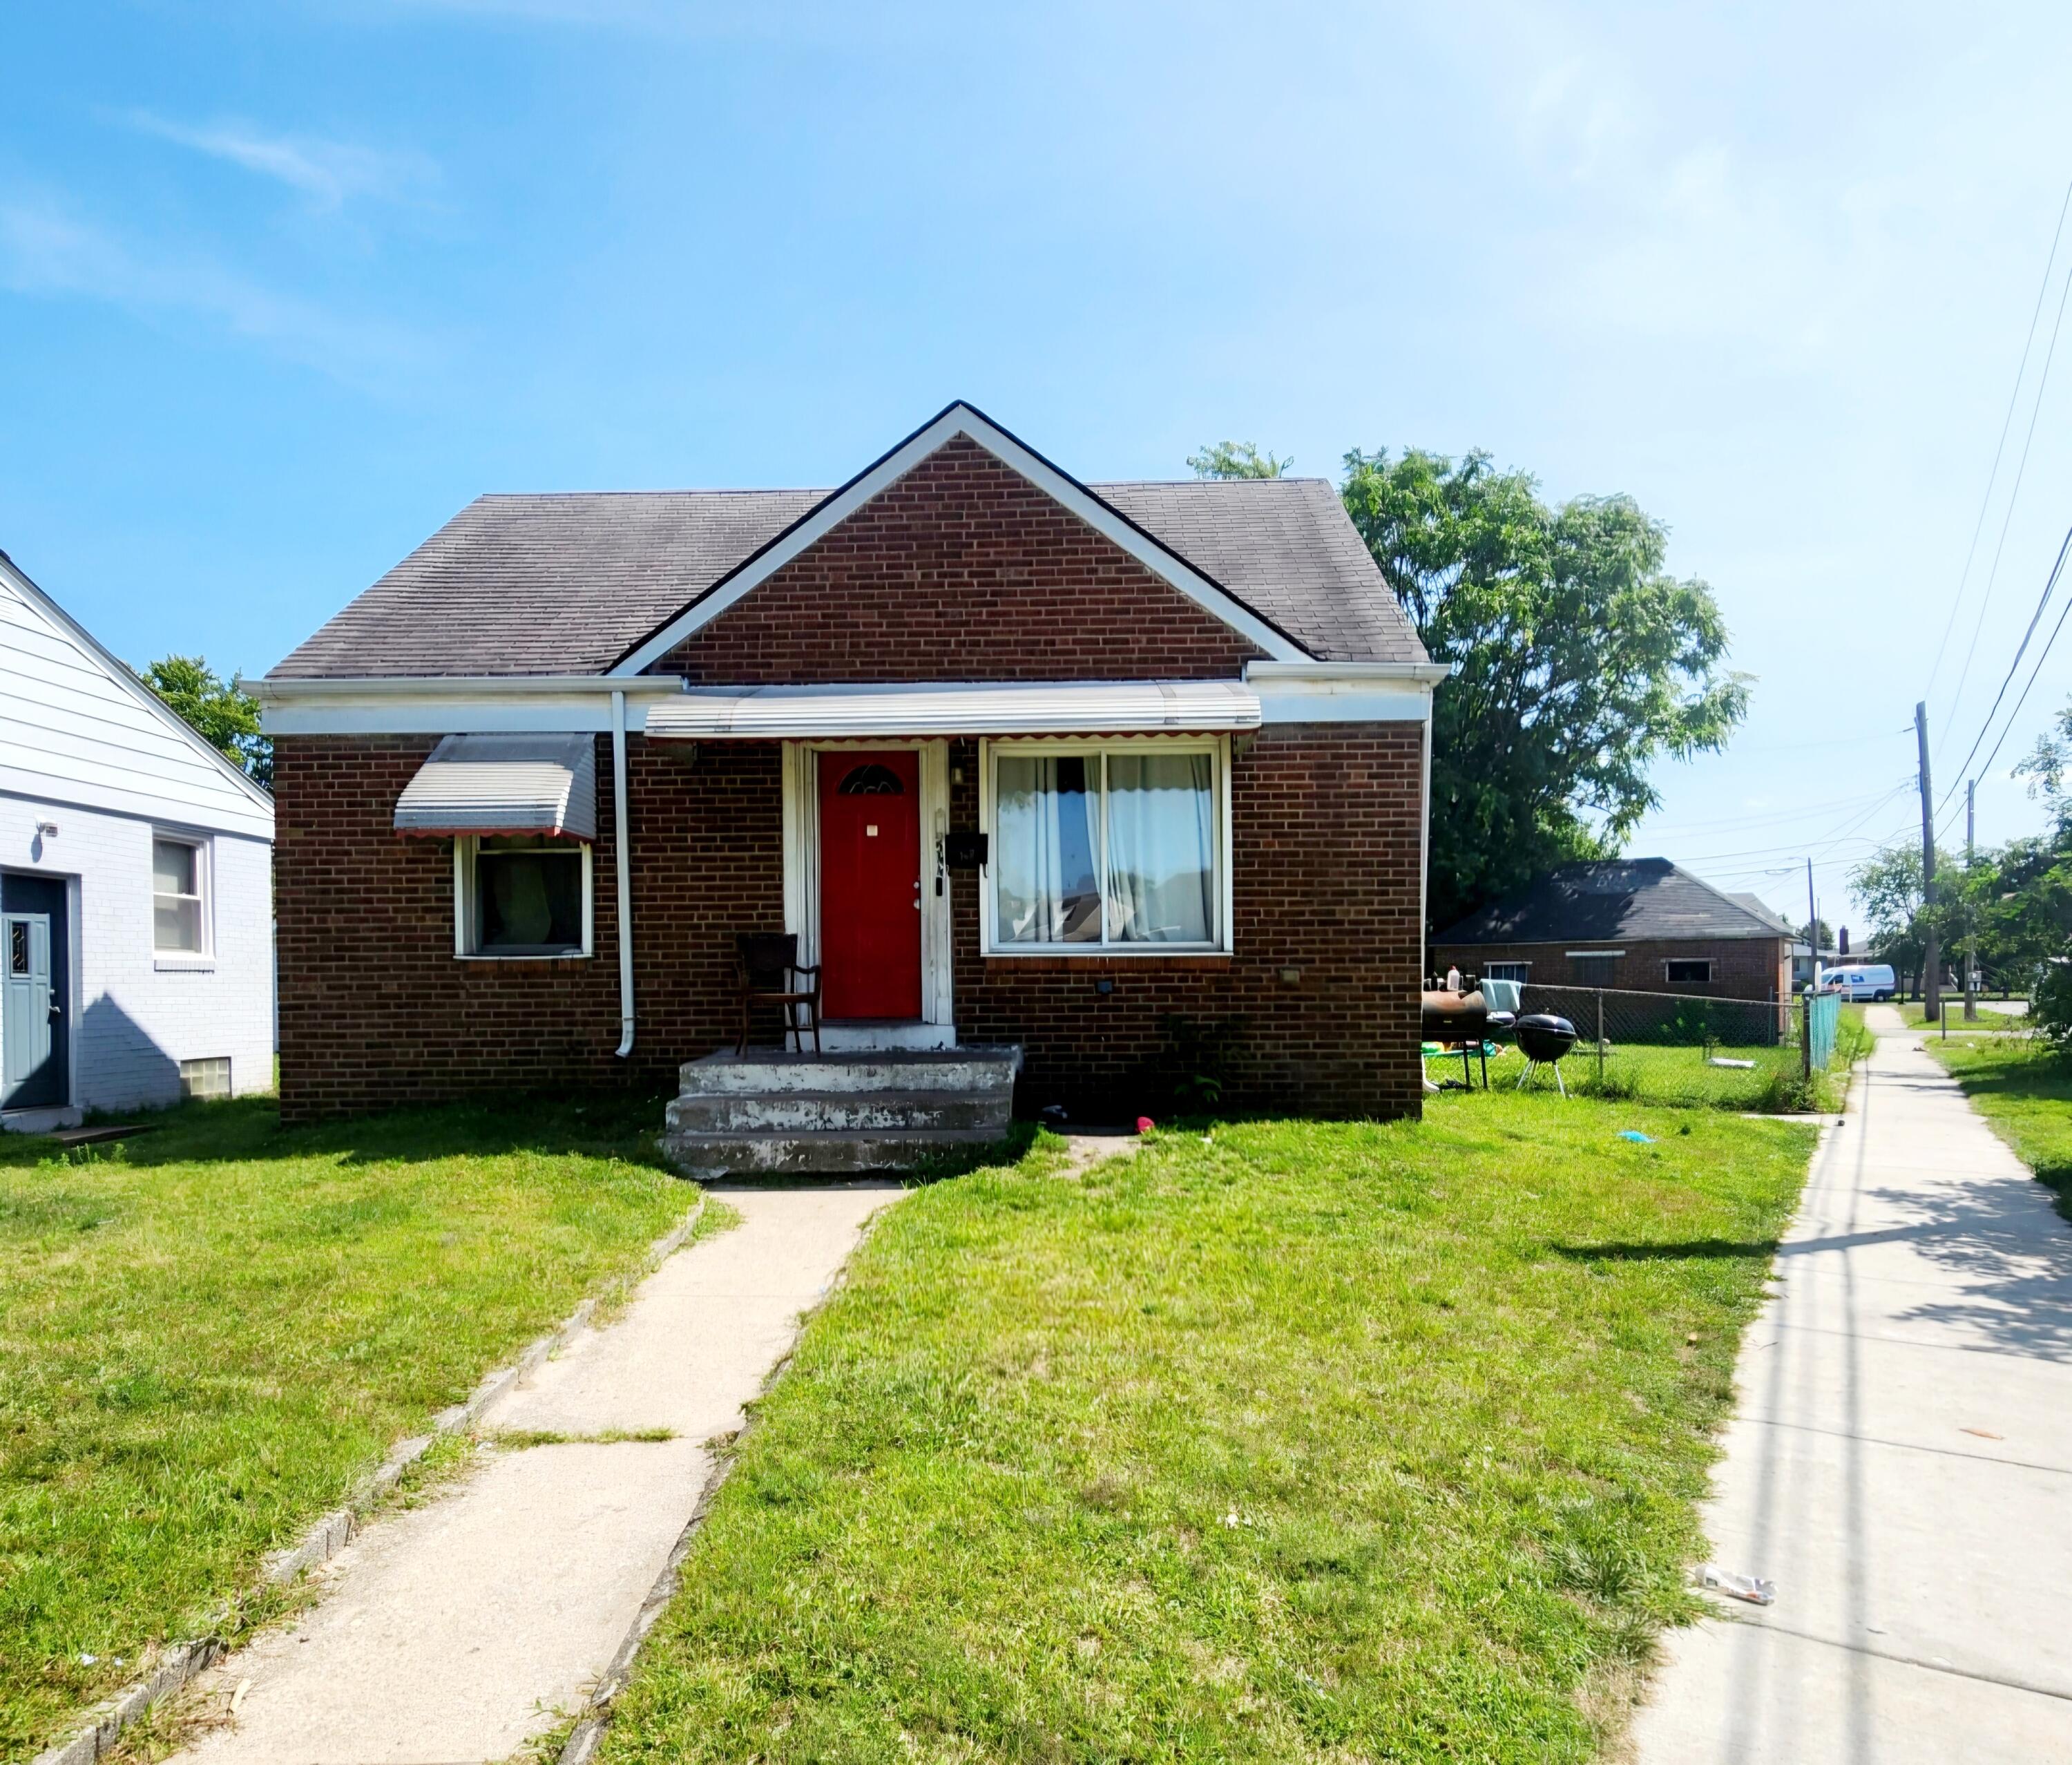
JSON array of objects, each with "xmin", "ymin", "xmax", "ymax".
[
  {"xmin": 995, "ymin": 754, "xmax": 1100, "ymax": 942},
  {"xmin": 1104, "ymin": 751, "xmax": 1214, "ymax": 944}
]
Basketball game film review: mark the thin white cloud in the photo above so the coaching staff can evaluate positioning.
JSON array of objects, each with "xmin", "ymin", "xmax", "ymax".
[
  {"xmin": 120, "ymin": 112, "xmax": 434, "ymax": 211},
  {"xmin": 0, "ymin": 196, "xmax": 428, "ymax": 385}
]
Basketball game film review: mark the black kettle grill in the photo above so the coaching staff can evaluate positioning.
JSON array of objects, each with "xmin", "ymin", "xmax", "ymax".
[{"xmin": 1513, "ymin": 1013, "xmax": 1577, "ymax": 1095}]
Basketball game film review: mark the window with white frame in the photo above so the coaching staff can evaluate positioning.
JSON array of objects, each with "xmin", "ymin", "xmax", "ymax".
[
  {"xmin": 1484, "ymin": 962, "xmax": 1531, "ymax": 983},
  {"xmin": 454, "ymin": 835, "xmax": 593, "ymax": 957},
  {"xmin": 984, "ymin": 740, "xmax": 1227, "ymax": 953},
  {"xmin": 1665, "ymin": 957, "xmax": 1714, "ymax": 986},
  {"xmin": 152, "ymin": 836, "xmax": 208, "ymax": 954}
]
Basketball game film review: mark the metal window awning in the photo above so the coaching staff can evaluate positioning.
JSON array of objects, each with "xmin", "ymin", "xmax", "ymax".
[
  {"xmin": 642, "ymin": 680, "xmax": 1263, "ymax": 740},
  {"xmin": 393, "ymin": 733, "xmax": 597, "ymax": 839}
]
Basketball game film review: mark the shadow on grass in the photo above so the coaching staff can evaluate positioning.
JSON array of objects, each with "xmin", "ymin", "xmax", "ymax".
[
  {"xmin": 0, "ymin": 1086, "xmax": 685, "ymax": 1174},
  {"xmin": 1555, "ymin": 1239, "xmax": 1780, "ymax": 1262}
]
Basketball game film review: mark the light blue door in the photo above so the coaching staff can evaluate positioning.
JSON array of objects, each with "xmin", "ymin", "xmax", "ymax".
[{"xmin": 2, "ymin": 913, "xmax": 55, "ymax": 1108}]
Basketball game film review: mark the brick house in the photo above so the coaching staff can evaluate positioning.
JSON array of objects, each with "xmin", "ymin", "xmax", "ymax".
[
  {"xmin": 260, "ymin": 403, "xmax": 1445, "ymax": 1145},
  {"xmin": 1429, "ymin": 859, "xmax": 1794, "ymax": 1004}
]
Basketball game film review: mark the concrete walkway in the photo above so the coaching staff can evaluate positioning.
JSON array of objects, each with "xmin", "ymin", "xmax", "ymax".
[
  {"xmin": 168, "ymin": 1181, "xmax": 899, "ymax": 1765},
  {"xmin": 1633, "ymin": 1006, "xmax": 2072, "ymax": 1763}
]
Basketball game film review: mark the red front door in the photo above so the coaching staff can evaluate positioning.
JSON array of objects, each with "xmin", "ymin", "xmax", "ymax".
[{"xmin": 818, "ymin": 750, "xmax": 922, "ymax": 1020}]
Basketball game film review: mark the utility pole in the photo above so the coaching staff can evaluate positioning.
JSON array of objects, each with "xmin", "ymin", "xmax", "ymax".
[
  {"xmin": 1805, "ymin": 857, "xmax": 1819, "ymax": 992},
  {"xmin": 1917, "ymin": 701, "xmax": 1940, "ymax": 1022},
  {"xmin": 1965, "ymin": 779, "xmax": 1979, "ymax": 1022}
]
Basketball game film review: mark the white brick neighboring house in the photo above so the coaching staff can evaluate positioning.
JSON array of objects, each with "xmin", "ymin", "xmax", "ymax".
[{"xmin": 2, "ymin": 546, "xmax": 275, "ymax": 1129}]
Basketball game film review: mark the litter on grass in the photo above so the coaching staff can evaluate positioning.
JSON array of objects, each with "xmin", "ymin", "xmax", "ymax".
[
  {"xmin": 1618, "ymin": 1130, "xmax": 1657, "ymax": 1144},
  {"xmin": 1705, "ymin": 1057, "xmax": 1758, "ymax": 1069},
  {"xmin": 1700, "ymin": 1564, "xmax": 1776, "ymax": 1605}
]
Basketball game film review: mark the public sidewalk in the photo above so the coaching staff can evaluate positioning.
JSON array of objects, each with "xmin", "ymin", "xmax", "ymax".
[
  {"xmin": 1633, "ymin": 1007, "xmax": 2072, "ymax": 1763},
  {"xmin": 166, "ymin": 1181, "xmax": 899, "ymax": 1765}
]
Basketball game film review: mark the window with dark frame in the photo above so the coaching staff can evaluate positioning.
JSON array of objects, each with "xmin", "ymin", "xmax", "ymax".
[
  {"xmin": 465, "ymin": 836, "xmax": 587, "ymax": 956},
  {"xmin": 1569, "ymin": 953, "xmax": 1618, "ymax": 986}
]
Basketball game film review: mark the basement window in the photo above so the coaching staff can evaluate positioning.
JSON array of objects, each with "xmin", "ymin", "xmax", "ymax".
[
  {"xmin": 180, "ymin": 1057, "xmax": 232, "ymax": 1100},
  {"xmin": 454, "ymin": 836, "xmax": 593, "ymax": 959}
]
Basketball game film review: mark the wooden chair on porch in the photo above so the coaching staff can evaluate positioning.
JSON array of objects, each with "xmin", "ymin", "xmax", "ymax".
[{"xmin": 735, "ymin": 933, "xmax": 822, "ymax": 1056}]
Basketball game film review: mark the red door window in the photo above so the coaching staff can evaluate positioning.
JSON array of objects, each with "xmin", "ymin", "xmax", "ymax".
[{"xmin": 818, "ymin": 751, "xmax": 922, "ymax": 1020}]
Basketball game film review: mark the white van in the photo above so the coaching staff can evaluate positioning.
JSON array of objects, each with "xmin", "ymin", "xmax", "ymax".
[{"xmin": 1820, "ymin": 965, "xmax": 1896, "ymax": 1002}]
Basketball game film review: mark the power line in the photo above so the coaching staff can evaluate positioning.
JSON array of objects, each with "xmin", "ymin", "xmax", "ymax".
[
  {"xmin": 1638, "ymin": 784, "xmax": 1907, "ymax": 839},
  {"xmin": 1927, "ymin": 175, "xmax": 2072, "ymax": 708},
  {"xmin": 1951, "ymin": 584, "xmax": 2072, "ymax": 808},
  {"xmin": 1934, "ymin": 517, "xmax": 2072, "ymax": 819},
  {"xmin": 1667, "ymin": 784, "xmax": 1913, "ymax": 867},
  {"xmin": 1934, "ymin": 174, "xmax": 2072, "ymax": 735}
]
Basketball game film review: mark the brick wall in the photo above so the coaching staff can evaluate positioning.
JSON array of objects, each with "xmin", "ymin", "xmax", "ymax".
[
  {"xmin": 275, "ymin": 723, "xmax": 1427, "ymax": 1123},
  {"xmin": 1427, "ymin": 936, "xmax": 1790, "ymax": 1003},
  {"xmin": 652, "ymin": 435, "xmax": 1265, "ymax": 685},
  {"xmin": 951, "ymin": 724, "xmax": 1426, "ymax": 1118},
  {"xmin": 273, "ymin": 734, "xmax": 784, "ymax": 1118}
]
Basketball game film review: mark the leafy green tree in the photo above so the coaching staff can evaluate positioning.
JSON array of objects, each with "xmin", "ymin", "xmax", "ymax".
[
  {"xmin": 1850, "ymin": 843, "xmax": 1940, "ymax": 993},
  {"xmin": 1339, "ymin": 448, "xmax": 1749, "ymax": 929},
  {"xmin": 138, "ymin": 656, "xmax": 271, "ymax": 790},
  {"xmin": 1187, "ymin": 441, "xmax": 1292, "ymax": 479}
]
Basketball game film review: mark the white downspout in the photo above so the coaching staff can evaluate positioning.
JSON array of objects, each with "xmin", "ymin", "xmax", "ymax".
[{"xmin": 612, "ymin": 689, "xmax": 635, "ymax": 1058}]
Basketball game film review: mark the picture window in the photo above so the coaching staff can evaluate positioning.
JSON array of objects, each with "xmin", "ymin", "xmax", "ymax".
[{"xmin": 984, "ymin": 741, "xmax": 1226, "ymax": 953}]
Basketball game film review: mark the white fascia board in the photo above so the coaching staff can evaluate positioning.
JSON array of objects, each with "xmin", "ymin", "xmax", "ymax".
[
  {"xmin": 647, "ymin": 679, "xmax": 1260, "ymax": 739},
  {"xmin": 606, "ymin": 402, "xmax": 1312, "ymax": 676},
  {"xmin": 258, "ymin": 676, "xmax": 682, "ymax": 736},
  {"xmin": 1245, "ymin": 661, "xmax": 1443, "ymax": 725},
  {"xmin": 1, "ymin": 551, "xmax": 276, "ymax": 819}
]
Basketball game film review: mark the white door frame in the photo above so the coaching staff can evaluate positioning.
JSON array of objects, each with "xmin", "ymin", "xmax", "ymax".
[{"xmin": 780, "ymin": 739, "xmax": 953, "ymax": 1029}]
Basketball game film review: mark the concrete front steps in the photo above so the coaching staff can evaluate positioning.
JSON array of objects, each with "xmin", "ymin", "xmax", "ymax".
[{"xmin": 660, "ymin": 1044, "xmax": 1022, "ymax": 1176}]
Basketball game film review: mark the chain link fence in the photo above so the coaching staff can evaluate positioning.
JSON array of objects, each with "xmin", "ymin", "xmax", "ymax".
[{"xmin": 1465, "ymin": 984, "xmax": 1848, "ymax": 1109}]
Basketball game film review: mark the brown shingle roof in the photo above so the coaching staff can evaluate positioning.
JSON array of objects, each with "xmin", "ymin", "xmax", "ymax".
[{"xmin": 269, "ymin": 475, "xmax": 1425, "ymax": 679}]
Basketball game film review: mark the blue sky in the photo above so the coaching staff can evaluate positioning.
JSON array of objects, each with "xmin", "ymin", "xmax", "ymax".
[{"xmin": 5, "ymin": 1, "xmax": 2070, "ymax": 926}]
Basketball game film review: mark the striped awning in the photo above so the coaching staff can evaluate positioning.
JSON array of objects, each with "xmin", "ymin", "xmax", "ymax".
[
  {"xmin": 642, "ymin": 680, "xmax": 1262, "ymax": 740},
  {"xmin": 393, "ymin": 734, "xmax": 597, "ymax": 839}
]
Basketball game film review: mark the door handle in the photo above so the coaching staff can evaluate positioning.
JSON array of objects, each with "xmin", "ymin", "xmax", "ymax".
[{"xmin": 48, "ymin": 1003, "xmax": 62, "ymax": 1020}]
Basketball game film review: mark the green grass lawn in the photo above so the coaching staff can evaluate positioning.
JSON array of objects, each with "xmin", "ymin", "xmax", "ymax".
[
  {"xmin": 0, "ymin": 1092, "xmax": 697, "ymax": 1763},
  {"xmin": 600, "ymin": 1094, "xmax": 1815, "ymax": 1765},
  {"xmin": 1927, "ymin": 1039, "xmax": 2072, "ymax": 1223},
  {"xmin": 1895, "ymin": 1000, "xmax": 2029, "ymax": 1032},
  {"xmin": 1462, "ymin": 1005, "xmax": 1871, "ymax": 1114}
]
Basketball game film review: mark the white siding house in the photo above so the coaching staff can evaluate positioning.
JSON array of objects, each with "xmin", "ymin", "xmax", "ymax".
[{"xmin": 1, "ymin": 546, "xmax": 274, "ymax": 1129}]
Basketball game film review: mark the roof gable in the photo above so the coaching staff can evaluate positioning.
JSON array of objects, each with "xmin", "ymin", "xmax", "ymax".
[
  {"xmin": 607, "ymin": 401, "xmax": 1310, "ymax": 674},
  {"xmin": 265, "ymin": 403, "xmax": 1432, "ymax": 682},
  {"xmin": 0, "ymin": 548, "xmax": 274, "ymax": 834},
  {"xmin": 1436, "ymin": 859, "xmax": 1790, "ymax": 946},
  {"xmin": 645, "ymin": 434, "xmax": 1267, "ymax": 685}
]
